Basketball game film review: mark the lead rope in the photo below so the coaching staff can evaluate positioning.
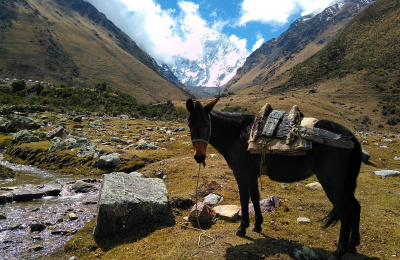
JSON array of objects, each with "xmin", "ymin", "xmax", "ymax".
[{"xmin": 182, "ymin": 163, "xmax": 216, "ymax": 248}]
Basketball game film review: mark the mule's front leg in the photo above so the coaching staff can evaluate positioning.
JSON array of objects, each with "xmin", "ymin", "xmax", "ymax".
[
  {"xmin": 236, "ymin": 182, "xmax": 250, "ymax": 237},
  {"xmin": 250, "ymin": 176, "xmax": 263, "ymax": 233}
]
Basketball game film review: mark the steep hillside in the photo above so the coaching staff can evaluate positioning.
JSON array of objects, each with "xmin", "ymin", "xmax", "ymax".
[
  {"xmin": 0, "ymin": 0, "xmax": 191, "ymax": 103},
  {"xmin": 224, "ymin": 0, "xmax": 375, "ymax": 91},
  {"xmin": 219, "ymin": 0, "xmax": 400, "ymax": 132}
]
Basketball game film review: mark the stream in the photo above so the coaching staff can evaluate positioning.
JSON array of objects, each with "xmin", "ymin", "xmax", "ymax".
[{"xmin": 0, "ymin": 153, "xmax": 101, "ymax": 259}]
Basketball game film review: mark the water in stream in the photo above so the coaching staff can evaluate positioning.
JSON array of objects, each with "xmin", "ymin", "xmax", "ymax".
[{"xmin": 0, "ymin": 154, "xmax": 101, "ymax": 259}]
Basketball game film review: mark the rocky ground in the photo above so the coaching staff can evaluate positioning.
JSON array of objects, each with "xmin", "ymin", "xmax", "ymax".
[{"xmin": 0, "ymin": 111, "xmax": 399, "ymax": 259}]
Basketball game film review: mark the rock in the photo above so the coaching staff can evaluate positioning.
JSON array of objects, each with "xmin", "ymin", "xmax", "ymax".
[
  {"xmin": 77, "ymin": 142, "xmax": 101, "ymax": 157},
  {"xmin": 12, "ymin": 130, "xmax": 39, "ymax": 143},
  {"xmin": 0, "ymin": 212, "xmax": 6, "ymax": 219},
  {"xmin": 97, "ymin": 153, "xmax": 121, "ymax": 167},
  {"xmin": 48, "ymin": 138, "xmax": 66, "ymax": 152},
  {"xmin": 241, "ymin": 196, "xmax": 282, "ymax": 217},
  {"xmin": 46, "ymin": 126, "xmax": 67, "ymax": 139},
  {"xmin": 213, "ymin": 205, "xmax": 240, "ymax": 221},
  {"xmin": 188, "ymin": 202, "xmax": 216, "ymax": 223},
  {"xmin": 374, "ymin": 170, "xmax": 400, "ymax": 178},
  {"xmin": 93, "ymin": 172, "xmax": 174, "ymax": 238},
  {"xmin": 203, "ymin": 193, "xmax": 223, "ymax": 206},
  {"xmin": 297, "ymin": 217, "xmax": 311, "ymax": 224},
  {"xmin": 72, "ymin": 180, "xmax": 97, "ymax": 193},
  {"xmin": 69, "ymin": 213, "xmax": 78, "ymax": 220},
  {"xmin": 294, "ymin": 246, "xmax": 319, "ymax": 259},
  {"xmin": 306, "ymin": 182, "xmax": 323, "ymax": 191},
  {"xmin": 28, "ymin": 244, "xmax": 44, "ymax": 251},
  {"xmin": 1, "ymin": 184, "xmax": 61, "ymax": 203},
  {"xmin": 110, "ymin": 137, "xmax": 128, "ymax": 145},
  {"xmin": 73, "ymin": 116, "xmax": 83, "ymax": 123},
  {"xmin": 65, "ymin": 138, "xmax": 79, "ymax": 149},
  {"xmin": 361, "ymin": 149, "xmax": 371, "ymax": 163},
  {"xmin": 136, "ymin": 141, "xmax": 149, "ymax": 150},
  {"xmin": 5, "ymin": 115, "xmax": 41, "ymax": 132},
  {"xmin": 68, "ymin": 256, "xmax": 79, "ymax": 260},
  {"xmin": 394, "ymin": 156, "xmax": 400, "ymax": 161},
  {"xmin": 30, "ymin": 222, "xmax": 46, "ymax": 232}
]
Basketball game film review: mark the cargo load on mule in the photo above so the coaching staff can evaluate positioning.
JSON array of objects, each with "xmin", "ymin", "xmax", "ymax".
[{"xmin": 248, "ymin": 103, "xmax": 355, "ymax": 175}]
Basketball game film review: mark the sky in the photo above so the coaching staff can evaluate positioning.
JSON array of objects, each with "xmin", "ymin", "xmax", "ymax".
[{"xmin": 86, "ymin": 0, "xmax": 343, "ymax": 64}]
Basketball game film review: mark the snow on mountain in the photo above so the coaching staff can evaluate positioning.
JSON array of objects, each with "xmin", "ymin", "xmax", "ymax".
[{"xmin": 168, "ymin": 30, "xmax": 249, "ymax": 88}]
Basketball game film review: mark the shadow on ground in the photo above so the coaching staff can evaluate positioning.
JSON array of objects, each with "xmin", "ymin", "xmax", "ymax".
[{"xmin": 225, "ymin": 233, "xmax": 380, "ymax": 260}]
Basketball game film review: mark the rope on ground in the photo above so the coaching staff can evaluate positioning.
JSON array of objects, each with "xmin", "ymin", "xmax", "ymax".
[{"xmin": 181, "ymin": 163, "xmax": 216, "ymax": 248}]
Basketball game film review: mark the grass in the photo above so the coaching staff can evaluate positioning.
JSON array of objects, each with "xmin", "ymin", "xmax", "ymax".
[
  {"xmin": 3, "ymin": 113, "xmax": 389, "ymax": 259},
  {"xmin": 1, "ymin": 106, "xmax": 399, "ymax": 260}
]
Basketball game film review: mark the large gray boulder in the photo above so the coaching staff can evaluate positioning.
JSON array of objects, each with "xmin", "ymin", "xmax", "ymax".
[
  {"xmin": 93, "ymin": 172, "xmax": 174, "ymax": 238},
  {"xmin": 97, "ymin": 153, "xmax": 121, "ymax": 167}
]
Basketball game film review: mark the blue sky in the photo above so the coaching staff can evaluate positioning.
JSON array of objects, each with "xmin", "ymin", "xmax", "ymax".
[{"xmin": 87, "ymin": 0, "xmax": 342, "ymax": 63}]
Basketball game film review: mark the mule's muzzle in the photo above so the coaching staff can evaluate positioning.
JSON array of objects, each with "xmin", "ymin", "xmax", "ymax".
[{"xmin": 194, "ymin": 154, "xmax": 206, "ymax": 164}]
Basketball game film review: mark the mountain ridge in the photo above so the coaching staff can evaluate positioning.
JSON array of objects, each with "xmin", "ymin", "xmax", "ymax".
[
  {"xmin": 223, "ymin": 0, "xmax": 376, "ymax": 91},
  {"xmin": 0, "ymin": 0, "xmax": 191, "ymax": 103}
]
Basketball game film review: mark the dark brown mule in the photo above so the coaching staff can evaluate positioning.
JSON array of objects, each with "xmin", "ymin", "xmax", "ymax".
[{"xmin": 186, "ymin": 97, "xmax": 362, "ymax": 260}]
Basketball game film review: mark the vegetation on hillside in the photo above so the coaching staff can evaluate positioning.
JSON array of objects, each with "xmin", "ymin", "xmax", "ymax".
[
  {"xmin": 0, "ymin": 81, "xmax": 187, "ymax": 120},
  {"xmin": 282, "ymin": 0, "xmax": 400, "ymax": 125}
]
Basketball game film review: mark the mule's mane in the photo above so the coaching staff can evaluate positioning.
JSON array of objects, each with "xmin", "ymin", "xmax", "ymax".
[{"xmin": 211, "ymin": 110, "xmax": 254, "ymax": 126}]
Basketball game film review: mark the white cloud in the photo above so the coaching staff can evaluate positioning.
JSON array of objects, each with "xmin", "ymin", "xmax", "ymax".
[
  {"xmin": 238, "ymin": 0, "xmax": 344, "ymax": 26},
  {"xmin": 252, "ymin": 33, "xmax": 264, "ymax": 51},
  {"xmin": 86, "ymin": 0, "xmax": 249, "ymax": 64},
  {"xmin": 229, "ymin": 35, "xmax": 248, "ymax": 53}
]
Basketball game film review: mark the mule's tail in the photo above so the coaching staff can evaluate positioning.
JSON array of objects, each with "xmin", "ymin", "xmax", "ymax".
[{"xmin": 323, "ymin": 136, "xmax": 362, "ymax": 228}]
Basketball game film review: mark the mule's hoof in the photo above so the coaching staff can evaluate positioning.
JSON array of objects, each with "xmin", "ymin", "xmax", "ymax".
[
  {"xmin": 236, "ymin": 229, "xmax": 246, "ymax": 237},
  {"xmin": 328, "ymin": 255, "xmax": 342, "ymax": 260},
  {"xmin": 348, "ymin": 246, "xmax": 358, "ymax": 254},
  {"xmin": 252, "ymin": 225, "xmax": 262, "ymax": 233}
]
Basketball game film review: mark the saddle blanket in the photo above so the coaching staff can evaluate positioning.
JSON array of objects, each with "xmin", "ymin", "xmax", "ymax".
[{"xmin": 248, "ymin": 103, "xmax": 318, "ymax": 155}]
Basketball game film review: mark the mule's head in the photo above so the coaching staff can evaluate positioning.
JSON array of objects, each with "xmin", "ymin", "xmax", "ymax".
[{"xmin": 186, "ymin": 97, "xmax": 220, "ymax": 164}]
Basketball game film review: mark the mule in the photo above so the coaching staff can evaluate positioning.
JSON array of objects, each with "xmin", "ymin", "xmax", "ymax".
[{"xmin": 186, "ymin": 97, "xmax": 362, "ymax": 259}]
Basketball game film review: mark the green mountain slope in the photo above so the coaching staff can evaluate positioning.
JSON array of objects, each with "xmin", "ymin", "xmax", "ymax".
[{"xmin": 0, "ymin": 0, "xmax": 191, "ymax": 103}]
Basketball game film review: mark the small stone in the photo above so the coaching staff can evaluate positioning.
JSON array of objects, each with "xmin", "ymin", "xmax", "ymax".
[
  {"xmin": 203, "ymin": 193, "xmax": 223, "ymax": 206},
  {"xmin": 188, "ymin": 202, "xmax": 216, "ymax": 223},
  {"xmin": 306, "ymin": 182, "xmax": 323, "ymax": 191},
  {"xmin": 0, "ymin": 213, "xmax": 6, "ymax": 219},
  {"xmin": 297, "ymin": 217, "xmax": 311, "ymax": 224},
  {"xmin": 394, "ymin": 156, "xmax": 400, "ymax": 161},
  {"xmin": 30, "ymin": 222, "xmax": 46, "ymax": 232},
  {"xmin": 28, "ymin": 244, "xmax": 44, "ymax": 251},
  {"xmin": 69, "ymin": 213, "xmax": 78, "ymax": 220}
]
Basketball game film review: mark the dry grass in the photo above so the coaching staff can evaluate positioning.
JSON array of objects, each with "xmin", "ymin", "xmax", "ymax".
[
  {"xmin": 2, "ymin": 108, "xmax": 399, "ymax": 260},
  {"xmin": 24, "ymin": 114, "xmax": 395, "ymax": 260}
]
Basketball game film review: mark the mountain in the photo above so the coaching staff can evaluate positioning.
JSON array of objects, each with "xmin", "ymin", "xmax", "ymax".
[
  {"xmin": 219, "ymin": 0, "xmax": 400, "ymax": 131},
  {"xmin": 224, "ymin": 0, "xmax": 376, "ymax": 91},
  {"xmin": 0, "ymin": 0, "xmax": 191, "ymax": 103},
  {"xmin": 168, "ymin": 30, "xmax": 248, "ymax": 91}
]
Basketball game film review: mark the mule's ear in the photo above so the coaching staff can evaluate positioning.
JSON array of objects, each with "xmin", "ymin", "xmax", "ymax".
[
  {"xmin": 204, "ymin": 96, "xmax": 220, "ymax": 114},
  {"xmin": 186, "ymin": 98, "xmax": 195, "ymax": 112}
]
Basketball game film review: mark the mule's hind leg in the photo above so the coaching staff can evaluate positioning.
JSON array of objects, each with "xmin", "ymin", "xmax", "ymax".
[
  {"xmin": 249, "ymin": 176, "xmax": 263, "ymax": 233},
  {"xmin": 347, "ymin": 193, "xmax": 361, "ymax": 253}
]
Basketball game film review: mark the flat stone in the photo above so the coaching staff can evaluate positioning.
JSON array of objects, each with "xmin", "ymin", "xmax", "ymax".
[
  {"xmin": 213, "ymin": 205, "xmax": 240, "ymax": 221},
  {"xmin": 28, "ymin": 244, "xmax": 44, "ymax": 251},
  {"xmin": 94, "ymin": 172, "xmax": 174, "ymax": 238},
  {"xmin": 374, "ymin": 170, "xmax": 400, "ymax": 178},
  {"xmin": 297, "ymin": 217, "xmax": 311, "ymax": 224}
]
